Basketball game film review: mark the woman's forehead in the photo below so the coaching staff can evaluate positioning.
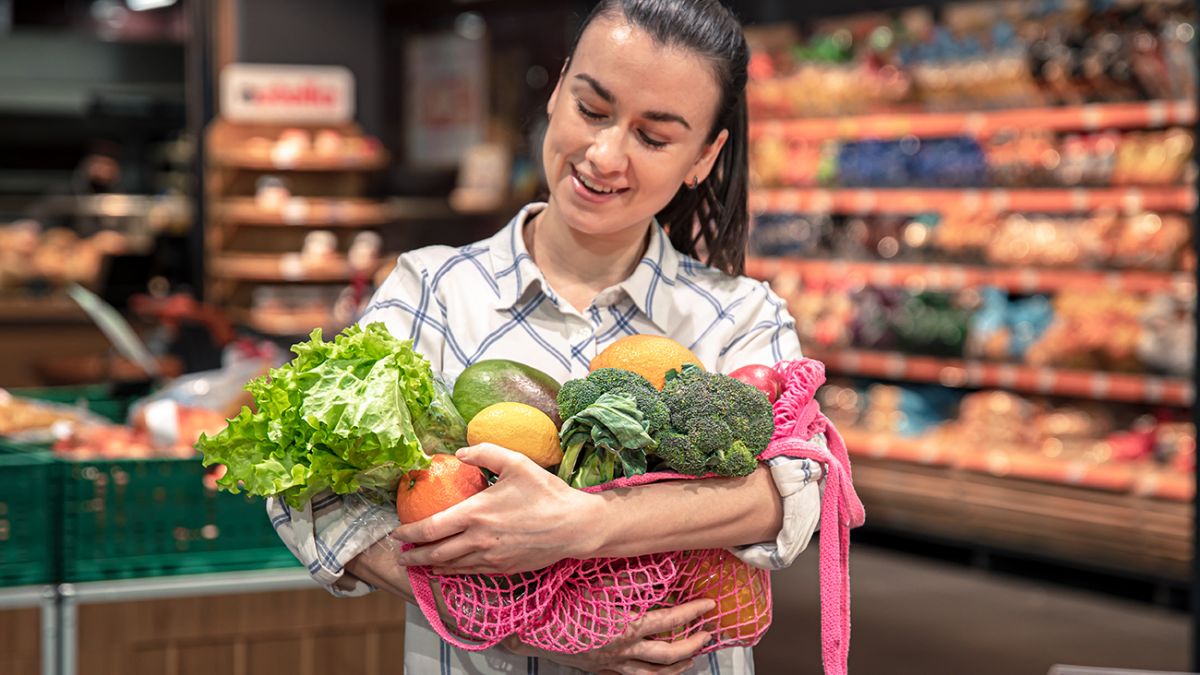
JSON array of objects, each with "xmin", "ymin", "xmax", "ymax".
[{"xmin": 569, "ymin": 15, "xmax": 722, "ymax": 126}]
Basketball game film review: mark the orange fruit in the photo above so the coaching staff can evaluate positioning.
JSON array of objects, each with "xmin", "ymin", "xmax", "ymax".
[
  {"xmin": 466, "ymin": 402, "xmax": 563, "ymax": 468},
  {"xmin": 659, "ymin": 550, "xmax": 771, "ymax": 642},
  {"xmin": 590, "ymin": 335, "xmax": 704, "ymax": 390},
  {"xmin": 395, "ymin": 454, "xmax": 487, "ymax": 523}
]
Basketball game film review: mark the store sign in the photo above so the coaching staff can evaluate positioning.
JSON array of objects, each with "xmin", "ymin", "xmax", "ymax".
[
  {"xmin": 221, "ymin": 64, "xmax": 354, "ymax": 123},
  {"xmin": 405, "ymin": 33, "xmax": 487, "ymax": 166}
]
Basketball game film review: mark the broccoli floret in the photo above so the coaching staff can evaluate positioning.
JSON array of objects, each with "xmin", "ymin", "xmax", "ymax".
[
  {"xmin": 655, "ymin": 365, "xmax": 774, "ymax": 477},
  {"xmin": 555, "ymin": 369, "xmax": 670, "ymax": 487},
  {"xmin": 557, "ymin": 368, "xmax": 670, "ymax": 438}
]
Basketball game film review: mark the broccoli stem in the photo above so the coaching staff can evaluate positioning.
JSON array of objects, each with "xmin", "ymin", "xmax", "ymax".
[
  {"xmin": 557, "ymin": 438, "xmax": 587, "ymax": 483},
  {"xmin": 601, "ymin": 451, "xmax": 617, "ymax": 483}
]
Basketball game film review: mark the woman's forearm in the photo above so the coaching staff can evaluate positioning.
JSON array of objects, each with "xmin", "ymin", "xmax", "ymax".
[{"xmin": 585, "ymin": 464, "xmax": 784, "ymax": 558}]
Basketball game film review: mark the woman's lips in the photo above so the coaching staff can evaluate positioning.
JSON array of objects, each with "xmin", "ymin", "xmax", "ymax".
[{"xmin": 570, "ymin": 165, "xmax": 625, "ymax": 204}]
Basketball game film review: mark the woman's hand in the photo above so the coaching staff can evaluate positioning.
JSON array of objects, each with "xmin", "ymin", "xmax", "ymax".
[
  {"xmin": 342, "ymin": 536, "xmax": 415, "ymax": 603},
  {"xmin": 502, "ymin": 599, "xmax": 716, "ymax": 675},
  {"xmin": 390, "ymin": 444, "xmax": 607, "ymax": 575}
]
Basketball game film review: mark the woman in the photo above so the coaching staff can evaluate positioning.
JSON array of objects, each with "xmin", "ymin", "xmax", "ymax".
[{"xmin": 269, "ymin": 1, "xmax": 825, "ymax": 672}]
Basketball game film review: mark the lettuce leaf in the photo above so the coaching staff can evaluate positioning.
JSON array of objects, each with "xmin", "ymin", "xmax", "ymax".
[{"xmin": 196, "ymin": 322, "xmax": 460, "ymax": 508}]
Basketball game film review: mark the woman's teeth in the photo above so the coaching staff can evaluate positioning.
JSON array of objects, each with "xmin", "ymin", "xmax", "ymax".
[{"xmin": 578, "ymin": 172, "xmax": 615, "ymax": 194}]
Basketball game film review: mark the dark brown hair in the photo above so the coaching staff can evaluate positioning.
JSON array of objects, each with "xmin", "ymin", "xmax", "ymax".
[{"xmin": 566, "ymin": 0, "xmax": 751, "ymax": 276}]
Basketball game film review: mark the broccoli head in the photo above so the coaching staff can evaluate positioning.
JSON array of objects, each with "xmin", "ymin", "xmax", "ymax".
[
  {"xmin": 557, "ymin": 368, "xmax": 670, "ymax": 438},
  {"xmin": 655, "ymin": 365, "xmax": 774, "ymax": 477}
]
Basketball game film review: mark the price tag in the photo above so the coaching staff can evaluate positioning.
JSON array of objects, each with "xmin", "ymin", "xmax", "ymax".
[
  {"xmin": 1143, "ymin": 377, "xmax": 1165, "ymax": 404},
  {"xmin": 1081, "ymin": 104, "xmax": 1102, "ymax": 131},
  {"xmin": 1146, "ymin": 100, "xmax": 1168, "ymax": 127},
  {"xmin": 810, "ymin": 190, "xmax": 833, "ymax": 214},
  {"xmin": 1069, "ymin": 189, "xmax": 1088, "ymax": 212},
  {"xmin": 1121, "ymin": 189, "xmax": 1144, "ymax": 215},
  {"xmin": 962, "ymin": 190, "xmax": 983, "ymax": 211},
  {"xmin": 988, "ymin": 190, "xmax": 1010, "ymax": 212},
  {"xmin": 270, "ymin": 144, "xmax": 300, "ymax": 169},
  {"xmin": 282, "ymin": 197, "xmax": 310, "ymax": 225},
  {"xmin": 1036, "ymin": 368, "xmax": 1056, "ymax": 394},
  {"xmin": 963, "ymin": 113, "xmax": 986, "ymax": 137},
  {"xmin": 280, "ymin": 253, "xmax": 306, "ymax": 281},
  {"xmin": 852, "ymin": 190, "xmax": 876, "ymax": 214}
]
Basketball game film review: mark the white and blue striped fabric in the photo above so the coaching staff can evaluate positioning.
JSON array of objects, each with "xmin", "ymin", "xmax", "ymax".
[{"xmin": 267, "ymin": 202, "xmax": 825, "ymax": 674}]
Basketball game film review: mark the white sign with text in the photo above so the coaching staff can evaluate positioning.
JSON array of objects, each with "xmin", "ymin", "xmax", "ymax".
[{"xmin": 221, "ymin": 64, "xmax": 354, "ymax": 124}]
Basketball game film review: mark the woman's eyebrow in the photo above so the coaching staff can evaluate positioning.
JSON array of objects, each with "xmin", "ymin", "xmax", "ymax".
[{"xmin": 573, "ymin": 73, "xmax": 692, "ymax": 131}]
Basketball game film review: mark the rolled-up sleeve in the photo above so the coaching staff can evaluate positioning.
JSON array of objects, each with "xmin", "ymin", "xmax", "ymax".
[
  {"xmin": 718, "ymin": 279, "xmax": 826, "ymax": 570},
  {"xmin": 267, "ymin": 492, "xmax": 399, "ymax": 597},
  {"xmin": 267, "ymin": 252, "xmax": 445, "ymax": 595}
]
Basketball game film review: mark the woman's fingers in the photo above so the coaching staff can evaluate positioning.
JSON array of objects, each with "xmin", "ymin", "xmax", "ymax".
[
  {"xmin": 623, "ymin": 630, "xmax": 711, "ymax": 665},
  {"xmin": 628, "ymin": 599, "xmax": 716, "ymax": 639},
  {"xmin": 600, "ymin": 658, "xmax": 697, "ymax": 675},
  {"xmin": 393, "ymin": 536, "xmax": 476, "ymax": 568}
]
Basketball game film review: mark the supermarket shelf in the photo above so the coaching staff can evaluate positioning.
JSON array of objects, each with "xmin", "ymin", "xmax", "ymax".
[
  {"xmin": 0, "ymin": 296, "xmax": 90, "ymax": 324},
  {"xmin": 849, "ymin": 453, "xmax": 1191, "ymax": 581},
  {"xmin": 750, "ymin": 187, "xmax": 1197, "ymax": 214},
  {"xmin": 60, "ymin": 568, "xmax": 315, "ymax": 604},
  {"xmin": 231, "ymin": 308, "xmax": 345, "ymax": 337},
  {"xmin": 218, "ymin": 198, "xmax": 391, "ymax": 226},
  {"xmin": 208, "ymin": 148, "xmax": 389, "ymax": 172},
  {"xmin": 809, "ymin": 348, "xmax": 1193, "ymax": 406},
  {"xmin": 209, "ymin": 253, "xmax": 390, "ymax": 283},
  {"xmin": 746, "ymin": 257, "xmax": 1194, "ymax": 295},
  {"xmin": 217, "ymin": 196, "xmax": 456, "ymax": 227},
  {"xmin": 750, "ymin": 100, "xmax": 1197, "ymax": 141},
  {"xmin": 839, "ymin": 428, "xmax": 1192, "ymax": 499}
]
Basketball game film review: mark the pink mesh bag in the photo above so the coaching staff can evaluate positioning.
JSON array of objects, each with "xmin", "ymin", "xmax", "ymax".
[{"xmin": 407, "ymin": 358, "xmax": 866, "ymax": 674}]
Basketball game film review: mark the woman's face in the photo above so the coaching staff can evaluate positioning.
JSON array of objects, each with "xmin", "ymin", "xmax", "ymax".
[{"xmin": 542, "ymin": 15, "xmax": 729, "ymax": 240}]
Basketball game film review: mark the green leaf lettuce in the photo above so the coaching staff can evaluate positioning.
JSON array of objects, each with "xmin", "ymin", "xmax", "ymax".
[{"xmin": 196, "ymin": 322, "xmax": 465, "ymax": 508}]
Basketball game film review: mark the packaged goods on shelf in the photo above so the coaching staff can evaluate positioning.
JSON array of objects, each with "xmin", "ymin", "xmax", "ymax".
[
  {"xmin": 751, "ymin": 127, "xmax": 1194, "ymax": 189},
  {"xmin": 746, "ymin": 0, "xmax": 1196, "ymax": 118},
  {"xmin": 751, "ymin": 209, "xmax": 1193, "ymax": 272},
  {"xmin": 823, "ymin": 381, "xmax": 1195, "ymax": 479},
  {"xmin": 0, "ymin": 220, "xmax": 129, "ymax": 292}
]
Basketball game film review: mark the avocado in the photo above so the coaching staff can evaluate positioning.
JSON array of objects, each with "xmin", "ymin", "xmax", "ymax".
[{"xmin": 452, "ymin": 360, "xmax": 563, "ymax": 428}]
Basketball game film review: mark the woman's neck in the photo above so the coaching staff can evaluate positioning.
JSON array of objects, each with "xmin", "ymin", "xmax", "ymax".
[{"xmin": 525, "ymin": 200, "xmax": 651, "ymax": 313}]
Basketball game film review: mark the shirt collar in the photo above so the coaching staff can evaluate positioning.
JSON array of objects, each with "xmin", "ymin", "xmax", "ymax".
[
  {"xmin": 489, "ymin": 202, "xmax": 682, "ymax": 330},
  {"xmin": 489, "ymin": 203, "xmax": 553, "ymax": 311}
]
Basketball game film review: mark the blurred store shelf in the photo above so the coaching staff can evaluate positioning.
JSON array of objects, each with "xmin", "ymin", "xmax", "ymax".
[
  {"xmin": 808, "ymin": 348, "xmax": 1193, "ymax": 406},
  {"xmin": 750, "ymin": 187, "xmax": 1197, "ymax": 214},
  {"xmin": 208, "ymin": 253, "xmax": 391, "ymax": 283},
  {"xmin": 746, "ymin": 257, "xmax": 1194, "ymax": 295},
  {"xmin": 750, "ymin": 100, "xmax": 1197, "ymax": 141},
  {"xmin": 208, "ymin": 147, "xmax": 389, "ymax": 172}
]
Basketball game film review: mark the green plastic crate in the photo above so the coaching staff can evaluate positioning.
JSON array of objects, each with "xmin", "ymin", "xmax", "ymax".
[
  {"xmin": 11, "ymin": 383, "xmax": 149, "ymax": 424},
  {"xmin": 60, "ymin": 456, "xmax": 299, "ymax": 581},
  {"xmin": 0, "ymin": 452, "xmax": 57, "ymax": 587}
]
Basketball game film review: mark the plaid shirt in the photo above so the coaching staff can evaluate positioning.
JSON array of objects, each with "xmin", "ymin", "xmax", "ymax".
[{"xmin": 268, "ymin": 203, "xmax": 825, "ymax": 674}]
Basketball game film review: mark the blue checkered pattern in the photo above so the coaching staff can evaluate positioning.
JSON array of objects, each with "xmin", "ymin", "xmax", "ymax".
[{"xmin": 266, "ymin": 203, "xmax": 825, "ymax": 675}]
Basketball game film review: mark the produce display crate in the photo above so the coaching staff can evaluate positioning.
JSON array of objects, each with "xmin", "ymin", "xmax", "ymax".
[
  {"xmin": 8, "ymin": 383, "xmax": 150, "ymax": 424},
  {"xmin": 59, "ymin": 456, "xmax": 300, "ymax": 581},
  {"xmin": 0, "ymin": 452, "xmax": 58, "ymax": 587}
]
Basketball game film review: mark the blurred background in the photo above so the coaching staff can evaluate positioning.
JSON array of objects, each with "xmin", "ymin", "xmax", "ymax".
[{"xmin": 0, "ymin": 1, "xmax": 1195, "ymax": 674}]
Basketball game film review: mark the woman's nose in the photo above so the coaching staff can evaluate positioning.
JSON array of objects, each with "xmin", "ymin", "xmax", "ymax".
[{"xmin": 584, "ymin": 126, "xmax": 628, "ymax": 176}]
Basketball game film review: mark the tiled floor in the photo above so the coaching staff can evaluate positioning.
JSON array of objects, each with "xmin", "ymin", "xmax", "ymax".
[{"xmin": 754, "ymin": 544, "xmax": 1190, "ymax": 675}]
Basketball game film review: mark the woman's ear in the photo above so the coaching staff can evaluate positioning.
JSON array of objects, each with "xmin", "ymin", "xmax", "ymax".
[
  {"xmin": 691, "ymin": 128, "xmax": 730, "ymax": 184},
  {"xmin": 546, "ymin": 58, "xmax": 570, "ymax": 117}
]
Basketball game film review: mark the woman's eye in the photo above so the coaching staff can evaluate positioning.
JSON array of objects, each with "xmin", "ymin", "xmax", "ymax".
[
  {"xmin": 638, "ymin": 131, "xmax": 668, "ymax": 149},
  {"xmin": 576, "ymin": 101, "xmax": 605, "ymax": 120}
]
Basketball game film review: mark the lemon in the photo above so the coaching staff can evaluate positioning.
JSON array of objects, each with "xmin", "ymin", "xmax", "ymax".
[{"xmin": 466, "ymin": 401, "xmax": 564, "ymax": 468}]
